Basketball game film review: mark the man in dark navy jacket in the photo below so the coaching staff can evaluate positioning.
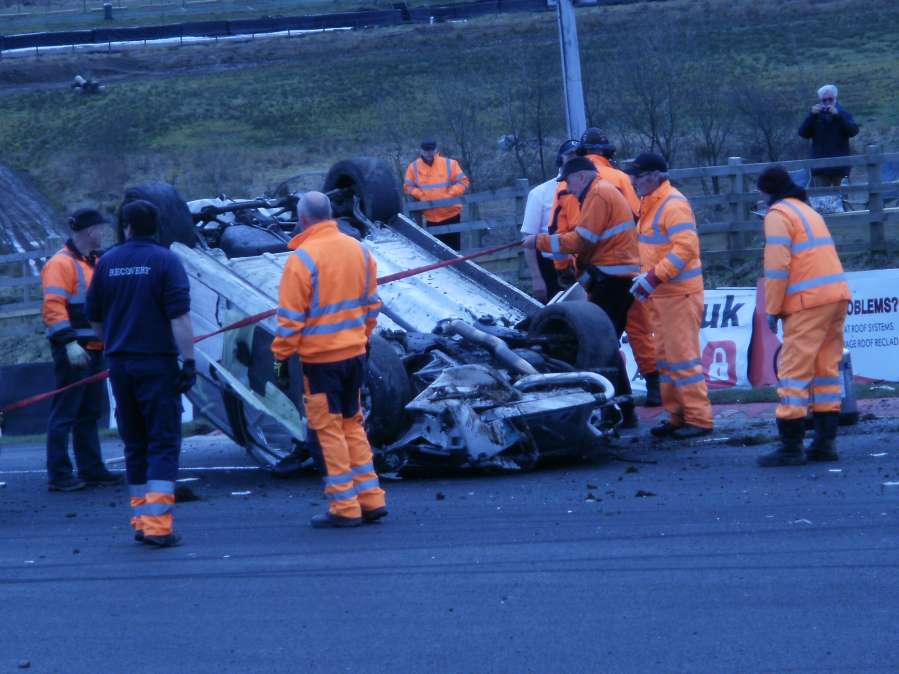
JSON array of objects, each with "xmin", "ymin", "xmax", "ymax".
[
  {"xmin": 86, "ymin": 200, "xmax": 196, "ymax": 548},
  {"xmin": 798, "ymin": 84, "xmax": 860, "ymax": 187}
]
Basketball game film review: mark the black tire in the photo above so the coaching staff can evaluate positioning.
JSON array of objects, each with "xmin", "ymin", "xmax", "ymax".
[
  {"xmin": 120, "ymin": 182, "xmax": 196, "ymax": 248},
  {"xmin": 364, "ymin": 334, "xmax": 412, "ymax": 446},
  {"xmin": 528, "ymin": 301, "xmax": 620, "ymax": 373},
  {"xmin": 322, "ymin": 157, "xmax": 402, "ymax": 224}
]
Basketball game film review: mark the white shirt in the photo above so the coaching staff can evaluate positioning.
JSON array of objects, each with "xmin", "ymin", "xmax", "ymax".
[{"xmin": 520, "ymin": 176, "xmax": 559, "ymax": 235}]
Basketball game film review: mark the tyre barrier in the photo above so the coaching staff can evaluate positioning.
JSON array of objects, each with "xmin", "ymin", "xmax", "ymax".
[{"xmin": 0, "ymin": 0, "xmax": 548, "ymax": 53}]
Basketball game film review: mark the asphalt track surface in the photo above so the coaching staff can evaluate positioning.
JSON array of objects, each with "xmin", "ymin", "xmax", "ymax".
[{"xmin": 2, "ymin": 415, "xmax": 899, "ymax": 673}]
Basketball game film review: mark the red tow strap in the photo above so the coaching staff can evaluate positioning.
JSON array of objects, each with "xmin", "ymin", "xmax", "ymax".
[{"xmin": 0, "ymin": 240, "xmax": 521, "ymax": 418}]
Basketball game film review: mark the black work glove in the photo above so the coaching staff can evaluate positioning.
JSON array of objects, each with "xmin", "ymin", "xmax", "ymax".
[
  {"xmin": 273, "ymin": 358, "xmax": 290, "ymax": 391},
  {"xmin": 177, "ymin": 358, "xmax": 197, "ymax": 394}
]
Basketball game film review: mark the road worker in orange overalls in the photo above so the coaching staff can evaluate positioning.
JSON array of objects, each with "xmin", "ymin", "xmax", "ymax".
[
  {"xmin": 403, "ymin": 139, "xmax": 470, "ymax": 250},
  {"xmin": 272, "ymin": 191, "xmax": 387, "ymax": 528},
  {"xmin": 755, "ymin": 166, "xmax": 851, "ymax": 466},
  {"xmin": 626, "ymin": 153, "xmax": 713, "ymax": 439},
  {"xmin": 578, "ymin": 129, "xmax": 660, "ymax": 407},
  {"xmin": 523, "ymin": 156, "xmax": 642, "ymax": 426}
]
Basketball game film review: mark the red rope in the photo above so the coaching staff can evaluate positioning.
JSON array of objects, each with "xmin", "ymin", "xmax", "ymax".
[{"xmin": 0, "ymin": 240, "xmax": 521, "ymax": 417}]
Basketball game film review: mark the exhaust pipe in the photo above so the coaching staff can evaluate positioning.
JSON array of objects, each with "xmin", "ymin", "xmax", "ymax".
[{"xmin": 439, "ymin": 319, "xmax": 538, "ymax": 376}]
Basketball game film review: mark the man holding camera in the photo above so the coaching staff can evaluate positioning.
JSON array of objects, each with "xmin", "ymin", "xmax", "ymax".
[{"xmin": 798, "ymin": 84, "xmax": 860, "ymax": 187}]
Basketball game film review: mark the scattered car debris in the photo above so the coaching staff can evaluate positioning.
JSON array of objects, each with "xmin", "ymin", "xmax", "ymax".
[
  {"xmin": 871, "ymin": 452, "xmax": 887, "ymax": 457},
  {"xmin": 72, "ymin": 74, "xmax": 105, "ymax": 94},
  {"xmin": 435, "ymin": 492, "xmax": 446, "ymax": 500},
  {"xmin": 175, "ymin": 485, "xmax": 200, "ymax": 502},
  {"xmin": 231, "ymin": 491, "xmax": 252, "ymax": 496},
  {"xmin": 882, "ymin": 481, "xmax": 899, "ymax": 487},
  {"xmin": 18, "ymin": 660, "xmax": 30, "ymax": 670},
  {"xmin": 635, "ymin": 490, "xmax": 656, "ymax": 498},
  {"xmin": 65, "ymin": 512, "xmax": 76, "ymax": 518},
  {"xmin": 789, "ymin": 518, "xmax": 813, "ymax": 525},
  {"xmin": 176, "ymin": 477, "xmax": 201, "ymax": 483},
  {"xmin": 624, "ymin": 466, "xmax": 639, "ymax": 474}
]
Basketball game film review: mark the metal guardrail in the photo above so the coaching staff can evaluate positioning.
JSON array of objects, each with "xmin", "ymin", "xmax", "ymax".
[{"xmin": 0, "ymin": 0, "xmax": 549, "ymax": 52}]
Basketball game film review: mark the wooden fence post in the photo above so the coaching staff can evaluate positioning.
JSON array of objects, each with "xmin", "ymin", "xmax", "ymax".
[
  {"xmin": 865, "ymin": 144, "xmax": 885, "ymax": 254},
  {"xmin": 463, "ymin": 198, "xmax": 479, "ymax": 252},
  {"xmin": 726, "ymin": 157, "xmax": 746, "ymax": 262}
]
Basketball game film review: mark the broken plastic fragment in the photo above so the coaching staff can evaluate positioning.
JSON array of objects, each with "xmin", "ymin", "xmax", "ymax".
[
  {"xmin": 231, "ymin": 491, "xmax": 252, "ymax": 496},
  {"xmin": 828, "ymin": 469, "xmax": 842, "ymax": 473},
  {"xmin": 871, "ymin": 452, "xmax": 887, "ymax": 457},
  {"xmin": 177, "ymin": 477, "xmax": 200, "ymax": 483},
  {"xmin": 882, "ymin": 481, "xmax": 899, "ymax": 487},
  {"xmin": 789, "ymin": 518, "xmax": 813, "ymax": 525}
]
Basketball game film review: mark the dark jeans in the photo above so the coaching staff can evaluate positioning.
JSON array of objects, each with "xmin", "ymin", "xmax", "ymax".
[
  {"xmin": 587, "ymin": 273, "xmax": 635, "ymax": 397},
  {"xmin": 46, "ymin": 344, "xmax": 106, "ymax": 482},
  {"xmin": 108, "ymin": 357, "xmax": 182, "ymax": 485},
  {"xmin": 427, "ymin": 214, "xmax": 461, "ymax": 251},
  {"xmin": 536, "ymin": 252, "xmax": 562, "ymax": 301}
]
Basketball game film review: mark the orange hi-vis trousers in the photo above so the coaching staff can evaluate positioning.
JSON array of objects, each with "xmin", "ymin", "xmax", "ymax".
[
  {"xmin": 129, "ymin": 481, "xmax": 175, "ymax": 536},
  {"xmin": 626, "ymin": 298, "xmax": 657, "ymax": 375},
  {"xmin": 776, "ymin": 300, "xmax": 848, "ymax": 421},
  {"xmin": 650, "ymin": 291, "xmax": 713, "ymax": 429},
  {"xmin": 302, "ymin": 356, "xmax": 386, "ymax": 519}
]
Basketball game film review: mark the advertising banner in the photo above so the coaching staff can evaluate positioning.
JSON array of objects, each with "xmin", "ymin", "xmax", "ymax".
[
  {"xmin": 843, "ymin": 269, "xmax": 899, "ymax": 381},
  {"xmin": 622, "ymin": 288, "xmax": 757, "ymax": 393}
]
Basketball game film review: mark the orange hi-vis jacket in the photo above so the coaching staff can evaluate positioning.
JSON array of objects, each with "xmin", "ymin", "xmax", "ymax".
[
  {"xmin": 545, "ymin": 180, "xmax": 581, "ymax": 270},
  {"xmin": 403, "ymin": 153, "xmax": 470, "ymax": 223},
  {"xmin": 536, "ymin": 177, "xmax": 640, "ymax": 283},
  {"xmin": 637, "ymin": 181, "xmax": 704, "ymax": 297},
  {"xmin": 272, "ymin": 220, "xmax": 381, "ymax": 364},
  {"xmin": 41, "ymin": 242, "xmax": 102, "ymax": 350},
  {"xmin": 586, "ymin": 154, "xmax": 641, "ymax": 217},
  {"xmin": 763, "ymin": 197, "xmax": 850, "ymax": 316}
]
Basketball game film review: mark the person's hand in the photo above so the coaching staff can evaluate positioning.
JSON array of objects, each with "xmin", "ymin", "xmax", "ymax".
[
  {"xmin": 273, "ymin": 359, "xmax": 290, "ymax": 391},
  {"xmin": 812, "ymin": 104, "xmax": 823, "ymax": 114},
  {"xmin": 521, "ymin": 235, "xmax": 537, "ymax": 249},
  {"xmin": 767, "ymin": 314, "xmax": 779, "ymax": 334},
  {"xmin": 412, "ymin": 188, "xmax": 425, "ymax": 201},
  {"xmin": 64, "ymin": 341, "xmax": 91, "ymax": 369},
  {"xmin": 177, "ymin": 358, "xmax": 197, "ymax": 394},
  {"xmin": 629, "ymin": 270, "xmax": 661, "ymax": 301}
]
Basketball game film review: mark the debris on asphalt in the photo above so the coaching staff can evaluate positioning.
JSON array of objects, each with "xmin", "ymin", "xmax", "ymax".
[
  {"xmin": 586, "ymin": 483, "xmax": 598, "ymax": 489},
  {"xmin": 625, "ymin": 466, "xmax": 639, "ymax": 474},
  {"xmin": 585, "ymin": 492, "xmax": 598, "ymax": 502},
  {"xmin": 790, "ymin": 518, "xmax": 813, "ymax": 525},
  {"xmin": 883, "ymin": 481, "xmax": 899, "ymax": 486},
  {"xmin": 24, "ymin": 560, "xmax": 35, "ymax": 565},
  {"xmin": 635, "ymin": 490, "xmax": 656, "ymax": 498},
  {"xmin": 177, "ymin": 477, "xmax": 200, "ymax": 483},
  {"xmin": 828, "ymin": 469, "xmax": 842, "ymax": 473},
  {"xmin": 0, "ymin": 481, "xmax": 6, "ymax": 487},
  {"xmin": 176, "ymin": 485, "xmax": 200, "ymax": 502},
  {"xmin": 435, "ymin": 492, "xmax": 446, "ymax": 500},
  {"xmin": 72, "ymin": 549, "xmax": 80, "ymax": 555},
  {"xmin": 65, "ymin": 512, "xmax": 77, "ymax": 518},
  {"xmin": 18, "ymin": 660, "xmax": 30, "ymax": 669},
  {"xmin": 231, "ymin": 491, "xmax": 252, "ymax": 496},
  {"xmin": 871, "ymin": 452, "xmax": 887, "ymax": 457}
]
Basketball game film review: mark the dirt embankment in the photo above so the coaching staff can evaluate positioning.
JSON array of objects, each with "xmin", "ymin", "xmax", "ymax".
[{"xmin": 0, "ymin": 163, "xmax": 62, "ymax": 258}]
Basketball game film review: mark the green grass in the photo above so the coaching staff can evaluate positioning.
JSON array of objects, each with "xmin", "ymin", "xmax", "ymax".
[{"xmin": 0, "ymin": 0, "xmax": 898, "ymax": 219}]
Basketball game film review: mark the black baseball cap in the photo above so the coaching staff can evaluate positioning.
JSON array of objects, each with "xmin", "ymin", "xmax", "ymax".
[
  {"xmin": 557, "ymin": 156, "xmax": 597, "ymax": 182},
  {"xmin": 420, "ymin": 139, "xmax": 437, "ymax": 150},
  {"xmin": 577, "ymin": 127, "xmax": 613, "ymax": 154},
  {"xmin": 623, "ymin": 152, "xmax": 668, "ymax": 176},
  {"xmin": 68, "ymin": 208, "xmax": 108, "ymax": 231}
]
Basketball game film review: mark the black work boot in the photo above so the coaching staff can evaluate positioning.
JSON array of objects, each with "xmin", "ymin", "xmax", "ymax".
[
  {"xmin": 310, "ymin": 512, "xmax": 363, "ymax": 529},
  {"xmin": 758, "ymin": 418, "xmax": 807, "ymax": 467},
  {"xmin": 81, "ymin": 469, "xmax": 124, "ymax": 487},
  {"xmin": 643, "ymin": 372, "xmax": 662, "ymax": 407},
  {"xmin": 807, "ymin": 412, "xmax": 840, "ymax": 462},
  {"xmin": 620, "ymin": 400, "xmax": 639, "ymax": 429},
  {"xmin": 142, "ymin": 533, "xmax": 181, "ymax": 548},
  {"xmin": 362, "ymin": 507, "xmax": 389, "ymax": 524},
  {"xmin": 48, "ymin": 475, "xmax": 87, "ymax": 492},
  {"xmin": 650, "ymin": 420, "xmax": 680, "ymax": 437}
]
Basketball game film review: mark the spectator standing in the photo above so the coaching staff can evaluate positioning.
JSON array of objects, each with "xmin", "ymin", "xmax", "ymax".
[
  {"xmin": 403, "ymin": 140, "xmax": 470, "ymax": 250},
  {"xmin": 798, "ymin": 84, "xmax": 860, "ymax": 187}
]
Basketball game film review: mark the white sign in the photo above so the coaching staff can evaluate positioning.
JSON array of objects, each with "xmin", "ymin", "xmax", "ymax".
[
  {"xmin": 843, "ymin": 269, "xmax": 899, "ymax": 381},
  {"xmin": 622, "ymin": 288, "xmax": 757, "ymax": 393}
]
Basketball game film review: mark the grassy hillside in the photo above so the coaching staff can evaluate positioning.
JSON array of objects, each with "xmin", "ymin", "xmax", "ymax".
[{"xmin": 0, "ymin": 0, "xmax": 897, "ymax": 217}]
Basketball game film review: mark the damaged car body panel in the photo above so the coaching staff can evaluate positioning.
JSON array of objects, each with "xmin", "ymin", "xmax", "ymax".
[{"xmin": 156, "ymin": 158, "xmax": 624, "ymax": 473}]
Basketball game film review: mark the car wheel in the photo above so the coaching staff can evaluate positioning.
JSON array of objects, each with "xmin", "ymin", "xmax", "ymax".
[
  {"xmin": 527, "ymin": 300, "xmax": 620, "ymax": 374},
  {"xmin": 322, "ymin": 157, "xmax": 402, "ymax": 225},
  {"xmin": 364, "ymin": 334, "xmax": 412, "ymax": 446},
  {"xmin": 120, "ymin": 182, "xmax": 197, "ymax": 248}
]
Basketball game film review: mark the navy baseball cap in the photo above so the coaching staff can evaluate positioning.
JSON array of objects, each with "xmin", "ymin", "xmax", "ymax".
[
  {"xmin": 557, "ymin": 156, "xmax": 597, "ymax": 182},
  {"xmin": 623, "ymin": 152, "xmax": 668, "ymax": 175},
  {"xmin": 68, "ymin": 208, "xmax": 108, "ymax": 231}
]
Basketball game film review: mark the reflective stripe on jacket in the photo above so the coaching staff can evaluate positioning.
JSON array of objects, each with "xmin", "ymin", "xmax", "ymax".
[
  {"xmin": 536, "ymin": 177, "xmax": 640, "ymax": 280},
  {"xmin": 546, "ymin": 180, "xmax": 580, "ymax": 270},
  {"xmin": 40, "ymin": 244, "xmax": 102, "ymax": 348},
  {"xmin": 763, "ymin": 197, "xmax": 850, "ymax": 316},
  {"xmin": 403, "ymin": 154, "xmax": 470, "ymax": 223},
  {"xmin": 272, "ymin": 220, "xmax": 381, "ymax": 364},
  {"xmin": 586, "ymin": 154, "xmax": 642, "ymax": 217},
  {"xmin": 636, "ymin": 181, "xmax": 704, "ymax": 297}
]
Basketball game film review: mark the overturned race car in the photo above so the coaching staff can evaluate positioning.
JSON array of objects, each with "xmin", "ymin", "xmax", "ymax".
[{"xmin": 127, "ymin": 158, "xmax": 629, "ymax": 474}]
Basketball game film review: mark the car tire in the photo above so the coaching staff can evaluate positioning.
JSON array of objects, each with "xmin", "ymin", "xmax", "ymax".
[
  {"xmin": 120, "ymin": 182, "xmax": 196, "ymax": 248},
  {"xmin": 527, "ymin": 300, "xmax": 620, "ymax": 373},
  {"xmin": 322, "ymin": 157, "xmax": 402, "ymax": 225},
  {"xmin": 364, "ymin": 334, "xmax": 412, "ymax": 446}
]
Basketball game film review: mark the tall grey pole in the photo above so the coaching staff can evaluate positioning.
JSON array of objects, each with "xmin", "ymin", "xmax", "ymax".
[{"xmin": 555, "ymin": 0, "xmax": 587, "ymax": 141}]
